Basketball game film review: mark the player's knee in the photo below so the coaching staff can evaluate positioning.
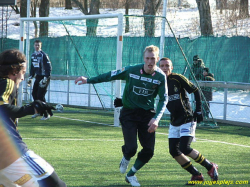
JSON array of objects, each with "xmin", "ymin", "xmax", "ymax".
[
  {"xmin": 169, "ymin": 146, "xmax": 181, "ymax": 158},
  {"xmin": 38, "ymin": 172, "xmax": 66, "ymax": 187},
  {"xmin": 138, "ymin": 148, "xmax": 154, "ymax": 163},
  {"xmin": 127, "ymin": 148, "xmax": 137, "ymax": 158},
  {"xmin": 179, "ymin": 144, "xmax": 193, "ymax": 155}
]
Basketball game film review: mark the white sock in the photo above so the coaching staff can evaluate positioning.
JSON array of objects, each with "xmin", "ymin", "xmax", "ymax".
[{"xmin": 132, "ymin": 166, "xmax": 138, "ymax": 173}]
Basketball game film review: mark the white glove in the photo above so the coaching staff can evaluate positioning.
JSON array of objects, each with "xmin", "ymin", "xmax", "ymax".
[
  {"xmin": 39, "ymin": 77, "xmax": 48, "ymax": 88},
  {"xmin": 27, "ymin": 76, "xmax": 33, "ymax": 87}
]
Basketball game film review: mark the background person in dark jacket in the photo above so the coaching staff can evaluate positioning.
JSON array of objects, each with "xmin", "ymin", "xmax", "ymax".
[
  {"xmin": 189, "ymin": 55, "xmax": 205, "ymax": 81},
  {"xmin": 201, "ymin": 67, "xmax": 215, "ymax": 118}
]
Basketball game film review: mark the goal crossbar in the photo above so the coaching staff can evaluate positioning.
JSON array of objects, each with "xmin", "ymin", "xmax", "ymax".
[{"xmin": 19, "ymin": 13, "xmax": 123, "ymax": 127}]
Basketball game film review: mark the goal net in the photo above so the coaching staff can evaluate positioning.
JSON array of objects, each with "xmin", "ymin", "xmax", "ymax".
[
  {"xmin": 19, "ymin": 13, "xmax": 220, "ymax": 127},
  {"xmin": 19, "ymin": 14, "xmax": 123, "ymax": 126}
]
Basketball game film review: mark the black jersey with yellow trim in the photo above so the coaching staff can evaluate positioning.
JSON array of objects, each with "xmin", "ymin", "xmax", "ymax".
[
  {"xmin": 0, "ymin": 78, "xmax": 33, "ymax": 155},
  {"xmin": 0, "ymin": 78, "xmax": 34, "ymax": 120},
  {"xmin": 167, "ymin": 73, "xmax": 197, "ymax": 126},
  {"xmin": 0, "ymin": 78, "xmax": 18, "ymax": 118}
]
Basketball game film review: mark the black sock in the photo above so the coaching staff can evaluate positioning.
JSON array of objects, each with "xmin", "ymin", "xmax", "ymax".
[
  {"xmin": 194, "ymin": 153, "xmax": 212, "ymax": 171},
  {"xmin": 181, "ymin": 161, "xmax": 200, "ymax": 176}
]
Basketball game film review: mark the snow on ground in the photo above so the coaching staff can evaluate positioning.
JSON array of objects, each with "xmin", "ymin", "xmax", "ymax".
[
  {"xmin": 2, "ymin": 0, "xmax": 250, "ymax": 39},
  {"xmin": 2, "ymin": 0, "xmax": 250, "ymax": 124}
]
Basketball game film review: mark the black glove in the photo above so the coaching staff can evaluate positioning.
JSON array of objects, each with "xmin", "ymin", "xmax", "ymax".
[
  {"xmin": 114, "ymin": 97, "xmax": 123, "ymax": 108},
  {"xmin": 31, "ymin": 100, "xmax": 56, "ymax": 116},
  {"xmin": 193, "ymin": 109, "xmax": 203, "ymax": 123}
]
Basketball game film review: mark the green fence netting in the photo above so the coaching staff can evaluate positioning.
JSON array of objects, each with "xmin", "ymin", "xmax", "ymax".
[{"xmin": 1, "ymin": 36, "xmax": 249, "ymax": 83}]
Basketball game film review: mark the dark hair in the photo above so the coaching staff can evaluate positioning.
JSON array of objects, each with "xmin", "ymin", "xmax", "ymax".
[
  {"xmin": 203, "ymin": 67, "xmax": 209, "ymax": 73},
  {"xmin": 160, "ymin": 57, "xmax": 171, "ymax": 61},
  {"xmin": 193, "ymin": 55, "xmax": 199, "ymax": 61},
  {"xmin": 34, "ymin": 39, "xmax": 42, "ymax": 44},
  {"xmin": 159, "ymin": 57, "xmax": 172, "ymax": 65},
  {"xmin": 0, "ymin": 49, "xmax": 26, "ymax": 77}
]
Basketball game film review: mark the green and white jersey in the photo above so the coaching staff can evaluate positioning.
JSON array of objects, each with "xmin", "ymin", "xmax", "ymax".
[{"xmin": 87, "ymin": 64, "xmax": 168, "ymax": 121}]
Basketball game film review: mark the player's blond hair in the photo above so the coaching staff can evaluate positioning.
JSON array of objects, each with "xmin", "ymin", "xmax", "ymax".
[{"xmin": 143, "ymin": 45, "xmax": 159, "ymax": 57}]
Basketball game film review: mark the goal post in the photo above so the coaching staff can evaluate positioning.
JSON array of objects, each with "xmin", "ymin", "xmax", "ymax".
[{"xmin": 19, "ymin": 13, "xmax": 123, "ymax": 127}]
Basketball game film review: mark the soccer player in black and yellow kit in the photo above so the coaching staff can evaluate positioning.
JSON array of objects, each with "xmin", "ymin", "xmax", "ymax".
[
  {"xmin": 0, "ymin": 49, "xmax": 66, "ymax": 187},
  {"xmin": 75, "ymin": 45, "xmax": 168, "ymax": 186},
  {"xmin": 159, "ymin": 57, "xmax": 218, "ymax": 185}
]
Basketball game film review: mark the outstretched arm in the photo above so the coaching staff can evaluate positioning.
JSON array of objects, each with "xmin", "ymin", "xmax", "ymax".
[
  {"xmin": 0, "ymin": 101, "xmax": 56, "ymax": 119},
  {"xmin": 75, "ymin": 76, "xmax": 87, "ymax": 85}
]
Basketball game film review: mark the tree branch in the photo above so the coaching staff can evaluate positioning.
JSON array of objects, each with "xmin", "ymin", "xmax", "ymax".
[{"xmin": 72, "ymin": 0, "xmax": 88, "ymax": 14}]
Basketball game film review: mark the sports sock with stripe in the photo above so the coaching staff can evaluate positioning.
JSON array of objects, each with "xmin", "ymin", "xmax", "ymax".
[
  {"xmin": 127, "ymin": 158, "xmax": 145, "ymax": 177},
  {"xmin": 194, "ymin": 153, "xmax": 213, "ymax": 171},
  {"xmin": 181, "ymin": 161, "xmax": 201, "ymax": 176}
]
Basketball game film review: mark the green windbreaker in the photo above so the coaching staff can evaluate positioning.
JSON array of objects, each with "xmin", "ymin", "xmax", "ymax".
[{"xmin": 87, "ymin": 64, "xmax": 168, "ymax": 121}]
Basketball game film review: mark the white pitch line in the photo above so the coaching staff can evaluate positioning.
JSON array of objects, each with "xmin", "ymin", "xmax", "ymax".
[
  {"xmin": 156, "ymin": 132, "xmax": 250, "ymax": 148},
  {"xmin": 23, "ymin": 137, "xmax": 123, "ymax": 142},
  {"xmin": 50, "ymin": 116, "xmax": 250, "ymax": 148},
  {"xmin": 54, "ymin": 116, "xmax": 114, "ymax": 126},
  {"xmin": 195, "ymin": 138, "xmax": 250, "ymax": 148}
]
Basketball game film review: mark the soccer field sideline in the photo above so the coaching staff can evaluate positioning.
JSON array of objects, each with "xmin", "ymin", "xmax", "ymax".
[
  {"xmin": 19, "ymin": 113, "xmax": 250, "ymax": 186},
  {"xmin": 23, "ymin": 115, "xmax": 250, "ymax": 149}
]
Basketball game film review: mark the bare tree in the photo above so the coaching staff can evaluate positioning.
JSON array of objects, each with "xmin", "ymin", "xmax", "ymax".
[
  {"xmin": 239, "ymin": 0, "xmax": 249, "ymax": 18},
  {"xmin": 20, "ymin": 0, "xmax": 27, "ymax": 17},
  {"xmin": 178, "ymin": 0, "xmax": 182, "ymax": 7},
  {"xmin": 10, "ymin": 5, "xmax": 20, "ymax": 14},
  {"xmin": 72, "ymin": 0, "xmax": 100, "ymax": 36},
  {"xmin": 124, "ymin": 0, "xmax": 132, "ymax": 33},
  {"xmin": 39, "ymin": 0, "xmax": 50, "ymax": 37},
  {"xmin": 31, "ymin": 0, "xmax": 39, "ymax": 38},
  {"xmin": 196, "ymin": 0, "xmax": 213, "ymax": 36},
  {"xmin": 216, "ymin": 0, "xmax": 227, "ymax": 14},
  {"xmin": 65, "ymin": 0, "xmax": 72, "ymax": 9},
  {"xmin": 143, "ymin": 0, "xmax": 162, "ymax": 37}
]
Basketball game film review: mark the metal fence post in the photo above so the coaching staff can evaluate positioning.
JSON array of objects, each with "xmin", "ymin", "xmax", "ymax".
[
  {"xmin": 88, "ymin": 84, "xmax": 91, "ymax": 107},
  {"xmin": 223, "ymin": 86, "xmax": 228, "ymax": 120},
  {"xmin": 67, "ymin": 80, "xmax": 70, "ymax": 105}
]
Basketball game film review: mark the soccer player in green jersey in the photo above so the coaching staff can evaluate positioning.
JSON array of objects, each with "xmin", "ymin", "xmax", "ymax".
[{"xmin": 75, "ymin": 45, "xmax": 168, "ymax": 187}]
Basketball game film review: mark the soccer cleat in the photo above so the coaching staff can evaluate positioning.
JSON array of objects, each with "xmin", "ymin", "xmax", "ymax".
[
  {"xmin": 41, "ymin": 115, "xmax": 50, "ymax": 121},
  {"xmin": 186, "ymin": 174, "xmax": 204, "ymax": 185},
  {"xmin": 207, "ymin": 163, "xmax": 218, "ymax": 181},
  {"xmin": 31, "ymin": 113, "xmax": 40, "ymax": 118},
  {"xmin": 119, "ymin": 156, "xmax": 130, "ymax": 174},
  {"xmin": 125, "ymin": 175, "xmax": 140, "ymax": 187}
]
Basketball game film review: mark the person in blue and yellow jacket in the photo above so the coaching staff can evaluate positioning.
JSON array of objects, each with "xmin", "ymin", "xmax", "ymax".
[{"xmin": 0, "ymin": 49, "xmax": 66, "ymax": 187}]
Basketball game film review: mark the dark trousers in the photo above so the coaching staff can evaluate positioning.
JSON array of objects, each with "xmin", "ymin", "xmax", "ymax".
[
  {"xmin": 119, "ymin": 108, "xmax": 156, "ymax": 163},
  {"xmin": 32, "ymin": 75, "xmax": 50, "ymax": 117}
]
